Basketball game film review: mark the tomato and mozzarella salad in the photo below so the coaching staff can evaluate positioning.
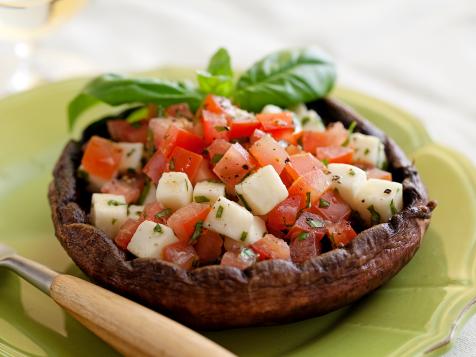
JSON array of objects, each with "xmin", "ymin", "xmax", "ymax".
[{"xmin": 78, "ymin": 95, "xmax": 403, "ymax": 270}]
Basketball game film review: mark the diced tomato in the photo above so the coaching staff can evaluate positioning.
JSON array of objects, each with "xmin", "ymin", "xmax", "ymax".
[
  {"xmin": 220, "ymin": 250, "xmax": 255, "ymax": 270},
  {"xmin": 229, "ymin": 116, "xmax": 260, "ymax": 140},
  {"xmin": 327, "ymin": 221, "xmax": 357, "ymax": 247},
  {"xmin": 269, "ymin": 128, "xmax": 296, "ymax": 144},
  {"xmin": 213, "ymin": 143, "xmax": 255, "ymax": 190},
  {"xmin": 251, "ymin": 234, "xmax": 290, "ymax": 261},
  {"xmin": 142, "ymin": 202, "xmax": 169, "ymax": 223},
  {"xmin": 223, "ymin": 236, "xmax": 244, "ymax": 253},
  {"xmin": 203, "ymin": 94, "xmax": 235, "ymax": 117},
  {"xmin": 149, "ymin": 117, "xmax": 193, "ymax": 149},
  {"xmin": 288, "ymin": 211, "xmax": 327, "ymax": 240},
  {"xmin": 143, "ymin": 150, "xmax": 167, "ymax": 183},
  {"xmin": 312, "ymin": 190, "xmax": 352, "ymax": 223},
  {"xmin": 101, "ymin": 174, "xmax": 145, "ymax": 204},
  {"xmin": 194, "ymin": 158, "xmax": 218, "ymax": 182},
  {"xmin": 250, "ymin": 129, "xmax": 266, "ymax": 145},
  {"xmin": 164, "ymin": 103, "xmax": 193, "ymax": 119},
  {"xmin": 288, "ymin": 169, "xmax": 331, "ymax": 206},
  {"xmin": 167, "ymin": 203, "xmax": 211, "ymax": 242},
  {"xmin": 81, "ymin": 136, "xmax": 122, "ymax": 180},
  {"xmin": 206, "ymin": 139, "xmax": 232, "ymax": 165},
  {"xmin": 107, "ymin": 119, "xmax": 149, "ymax": 144},
  {"xmin": 201, "ymin": 110, "xmax": 230, "ymax": 145},
  {"xmin": 167, "ymin": 147, "xmax": 203, "ymax": 182},
  {"xmin": 290, "ymin": 231, "xmax": 323, "ymax": 264},
  {"xmin": 285, "ymin": 144, "xmax": 304, "ymax": 156},
  {"xmin": 163, "ymin": 242, "xmax": 198, "ymax": 270},
  {"xmin": 283, "ymin": 153, "xmax": 325, "ymax": 183},
  {"xmin": 267, "ymin": 195, "xmax": 302, "ymax": 236},
  {"xmin": 302, "ymin": 122, "xmax": 348, "ymax": 152},
  {"xmin": 114, "ymin": 218, "xmax": 143, "ymax": 250},
  {"xmin": 256, "ymin": 112, "xmax": 294, "ymax": 132},
  {"xmin": 160, "ymin": 124, "xmax": 204, "ymax": 157},
  {"xmin": 367, "ymin": 168, "xmax": 392, "ymax": 181},
  {"xmin": 195, "ymin": 230, "xmax": 223, "ymax": 263},
  {"xmin": 249, "ymin": 135, "xmax": 289, "ymax": 174},
  {"xmin": 316, "ymin": 146, "xmax": 353, "ymax": 164}
]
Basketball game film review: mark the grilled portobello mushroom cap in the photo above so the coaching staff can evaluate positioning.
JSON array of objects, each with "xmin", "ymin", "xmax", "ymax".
[{"xmin": 49, "ymin": 98, "xmax": 435, "ymax": 329}]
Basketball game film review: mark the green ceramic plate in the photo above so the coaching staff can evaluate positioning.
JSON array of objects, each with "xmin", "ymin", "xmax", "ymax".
[{"xmin": 1, "ymin": 68, "xmax": 475, "ymax": 357}]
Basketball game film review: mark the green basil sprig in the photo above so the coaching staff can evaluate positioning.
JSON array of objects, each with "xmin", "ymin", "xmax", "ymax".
[{"xmin": 68, "ymin": 47, "xmax": 336, "ymax": 130}]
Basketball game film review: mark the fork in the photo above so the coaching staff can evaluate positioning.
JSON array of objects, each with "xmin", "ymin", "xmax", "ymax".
[{"xmin": 0, "ymin": 243, "xmax": 235, "ymax": 357}]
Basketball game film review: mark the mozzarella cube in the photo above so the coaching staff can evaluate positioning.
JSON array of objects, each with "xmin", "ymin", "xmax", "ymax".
[
  {"xmin": 327, "ymin": 164, "xmax": 367, "ymax": 209},
  {"xmin": 354, "ymin": 179, "xmax": 403, "ymax": 226},
  {"xmin": 204, "ymin": 196, "xmax": 253, "ymax": 241},
  {"xmin": 117, "ymin": 142, "xmax": 143, "ymax": 172},
  {"xmin": 245, "ymin": 216, "xmax": 267, "ymax": 245},
  {"xmin": 350, "ymin": 133, "xmax": 386, "ymax": 168},
  {"xmin": 235, "ymin": 165, "xmax": 288, "ymax": 215},
  {"xmin": 141, "ymin": 182, "xmax": 157, "ymax": 205},
  {"xmin": 292, "ymin": 104, "xmax": 325, "ymax": 132},
  {"xmin": 128, "ymin": 205, "xmax": 144, "ymax": 220},
  {"xmin": 91, "ymin": 193, "xmax": 128, "ymax": 238},
  {"xmin": 127, "ymin": 220, "xmax": 178, "ymax": 259},
  {"xmin": 261, "ymin": 104, "xmax": 282, "ymax": 114},
  {"xmin": 156, "ymin": 172, "xmax": 192, "ymax": 210},
  {"xmin": 193, "ymin": 181, "xmax": 226, "ymax": 205}
]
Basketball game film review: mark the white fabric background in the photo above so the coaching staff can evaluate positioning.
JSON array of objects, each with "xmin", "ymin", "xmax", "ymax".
[{"xmin": 1, "ymin": 0, "xmax": 475, "ymax": 354}]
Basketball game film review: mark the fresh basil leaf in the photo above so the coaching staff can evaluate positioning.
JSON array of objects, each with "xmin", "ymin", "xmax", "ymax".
[
  {"xmin": 207, "ymin": 47, "xmax": 232, "ymax": 76},
  {"xmin": 196, "ymin": 48, "xmax": 234, "ymax": 97},
  {"xmin": 68, "ymin": 73, "xmax": 204, "ymax": 130},
  {"xmin": 234, "ymin": 47, "xmax": 336, "ymax": 112}
]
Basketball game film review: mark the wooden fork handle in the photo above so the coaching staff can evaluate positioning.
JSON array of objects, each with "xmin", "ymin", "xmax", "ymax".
[{"xmin": 50, "ymin": 275, "xmax": 235, "ymax": 357}]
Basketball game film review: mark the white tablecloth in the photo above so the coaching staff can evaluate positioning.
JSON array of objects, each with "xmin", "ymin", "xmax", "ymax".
[{"xmin": 1, "ymin": 0, "xmax": 475, "ymax": 354}]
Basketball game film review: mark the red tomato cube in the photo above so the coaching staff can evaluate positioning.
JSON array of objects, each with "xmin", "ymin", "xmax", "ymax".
[
  {"xmin": 107, "ymin": 119, "xmax": 149, "ymax": 144},
  {"xmin": 206, "ymin": 139, "xmax": 232, "ymax": 166},
  {"xmin": 194, "ymin": 158, "xmax": 219, "ymax": 182},
  {"xmin": 201, "ymin": 110, "xmax": 230, "ymax": 145},
  {"xmin": 163, "ymin": 242, "xmax": 198, "ymax": 270},
  {"xmin": 167, "ymin": 203, "xmax": 211, "ymax": 242},
  {"xmin": 283, "ymin": 153, "xmax": 325, "ymax": 182},
  {"xmin": 81, "ymin": 136, "xmax": 122, "ymax": 180},
  {"xmin": 141, "ymin": 202, "xmax": 170, "ymax": 223},
  {"xmin": 101, "ymin": 175, "xmax": 145, "ymax": 204},
  {"xmin": 229, "ymin": 116, "xmax": 261, "ymax": 140},
  {"xmin": 290, "ymin": 231, "xmax": 323, "ymax": 264},
  {"xmin": 256, "ymin": 112, "xmax": 294, "ymax": 132},
  {"xmin": 312, "ymin": 190, "xmax": 352, "ymax": 223},
  {"xmin": 249, "ymin": 135, "xmax": 289, "ymax": 174},
  {"xmin": 251, "ymin": 234, "xmax": 290, "ymax": 261},
  {"xmin": 149, "ymin": 118, "xmax": 193, "ymax": 148},
  {"xmin": 267, "ymin": 195, "xmax": 302, "ymax": 236},
  {"xmin": 327, "ymin": 221, "xmax": 357, "ymax": 247},
  {"xmin": 288, "ymin": 211, "xmax": 327, "ymax": 240},
  {"xmin": 302, "ymin": 122, "xmax": 348, "ymax": 152},
  {"xmin": 143, "ymin": 150, "xmax": 167, "ymax": 183},
  {"xmin": 167, "ymin": 146, "xmax": 203, "ymax": 183},
  {"xmin": 160, "ymin": 124, "xmax": 205, "ymax": 157},
  {"xmin": 115, "ymin": 218, "xmax": 143, "ymax": 250},
  {"xmin": 316, "ymin": 146, "xmax": 353, "ymax": 164},
  {"xmin": 164, "ymin": 103, "xmax": 193, "ymax": 119},
  {"xmin": 250, "ymin": 129, "xmax": 267, "ymax": 145},
  {"xmin": 288, "ymin": 169, "xmax": 331, "ymax": 207},
  {"xmin": 213, "ymin": 143, "xmax": 255, "ymax": 190},
  {"xmin": 203, "ymin": 94, "xmax": 235, "ymax": 116},
  {"xmin": 367, "ymin": 168, "xmax": 392, "ymax": 181},
  {"xmin": 195, "ymin": 229, "xmax": 223, "ymax": 263},
  {"xmin": 220, "ymin": 250, "xmax": 256, "ymax": 270}
]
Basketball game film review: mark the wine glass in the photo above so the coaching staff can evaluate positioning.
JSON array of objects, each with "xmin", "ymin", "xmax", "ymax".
[{"xmin": 0, "ymin": 0, "xmax": 87, "ymax": 94}]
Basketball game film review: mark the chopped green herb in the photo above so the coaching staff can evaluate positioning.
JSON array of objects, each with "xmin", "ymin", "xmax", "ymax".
[
  {"xmin": 368, "ymin": 205, "xmax": 381, "ymax": 225},
  {"xmin": 77, "ymin": 169, "xmax": 89, "ymax": 180},
  {"xmin": 306, "ymin": 217, "xmax": 325, "ymax": 228},
  {"xmin": 301, "ymin": 116, "xmax": 310, "ymax": 126},
  {"xmin": 126, "ymin": 148, "xmax": 136, "ymax": 157},
  {"xmin": 237, "ymin": 193, "xmax": 252, "ymax": 211},
  {"xmin": 130, "ymin": 121, "xmax": 142, "ymax": 128},
  {"xmin": 190, "ymin": 221, "xmax": 203, "ymax": 243},
  {"xmin": 127, "ymin": 168, "xmax": 136, "ymax": 174},
  {"xmin": 296, "ymin": 136, "xmax": 303, "ymax": 147},
  {"xmin": 348, "ymin": 168, "xmax": 356, "ymax": 176},
  {"xmin": 155, "ymin": 208, "xmax": 172, "ymax": 219},
  {"xmin": 111, "ymin": 218, "xmax": 117, "ymax": 225},
  {"xmin": 153, "ymin": 224, "xmax": 163, "ymax": 234},
  {"xmin": 319, "ymin": 198, "xmax": 330, "ymax": 208},
  {"xmin": 107, "ymin": 200, "xmax": 125, "ymax": 206},
  {"xmin": 138, "ymin": 180, "xmax": 151, "ymax": 204},
  {"xmin": 364, "ymin": 148, "xmax": 370, "ymax": 155},
  {"xmin": 240, "ymin": 248, "xmax": 256, "ymax": 260},
  {"xmin": 194, "ymin": 195, "xmax": 210, "ymax": 203},
  {"xmin": 297, "ymin": 232, "xmax": 309, "ymax": 241},
  {"xmin": 185, "ymin": 179, "xmax": 189, "ymax": 191},
  {"xmin": 322, "ymin": 158, "xmax": 329, "ymax": 166},
  {"xmin": 305, "ymin": 192, "xmax": 311, "ymax": 208},
  {"xmin": 342, "ymin": 121, "xmax": 357, "ymax": 146},
  {"xmin": 390, "ymin": 199, "xmax": 397, "ymax": 215},
  {"xmin": 169, "ymin": 157, "xmax": 176, "ymax": 170},
  {"xmin": 240, "ymin": 231, "xmax": 248, "ymax": 241},
  {"xmin": 214, "ymin": 125, "xmax": 229, "ymax": 132},
  {"xmin": 211, "ymin": 153, "xmax": 224, "ymax": 164},
  {"xmin": 216, "ymin": 205, "xmax": 224, "ymax": 218}
]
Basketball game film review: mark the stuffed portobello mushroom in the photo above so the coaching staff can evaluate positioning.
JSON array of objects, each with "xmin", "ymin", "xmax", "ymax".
[{"xmin": 49, "ymin": 48, "xmax": 435, "ymax": 329}]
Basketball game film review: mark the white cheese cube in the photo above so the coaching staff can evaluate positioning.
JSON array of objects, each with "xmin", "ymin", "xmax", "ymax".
[
  {"xmin": 117, "ymin": 142, "xmax": 143, "ymax": 172},
  {"xmin": 193, "ymin": 181, "xmax": 226, "ymax": 205},
  {"xmin": 156, "ymin": 172, "xmax": 192, "ymax": 210},
  {"xmin": 204, "ymin": 196, "xmax": 253, "ymax": 241},
  {"xmin": 91, "ymin": 193, "xmax": 127, "ymax": 238},
  {"xmin": 235, "ymin": 165, "xmax": 288, "ymax": 215},
  {"xmin": 292, "ymin": 104, "xmax": 325, "ymax": 132},
  {"xmin": 127, "ymin": 205, "xmax": 144, "ymax": 220},
  {"xmin": 354, "ymin": 179, "xmax": 403, "ymax": 226},
  {"xmin": 261, "ymin": 104, "xmax": 282, "ymax": 114},
  {"xmin": 350, "ymin": 133, "xmax": 385, "ymax": 168},
  {"xmin": 327, "ymin": 163, "xmax": 367, "ymax": 209},
  {"xmin": 127, "ymin": 220, "xmax": 178, "ymax": 259},
  {"xmin": 245, "ymin": 216, "xmax": 267, "ymax": 245},
  {"xmin": 141, "ymin": 182, "xmax": 157, "ymax": 205}
]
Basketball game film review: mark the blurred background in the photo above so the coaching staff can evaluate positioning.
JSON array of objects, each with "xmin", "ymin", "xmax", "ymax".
[{"xmin": 0, "ymin": 0, "xmax": 475, "ymax": 354}]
